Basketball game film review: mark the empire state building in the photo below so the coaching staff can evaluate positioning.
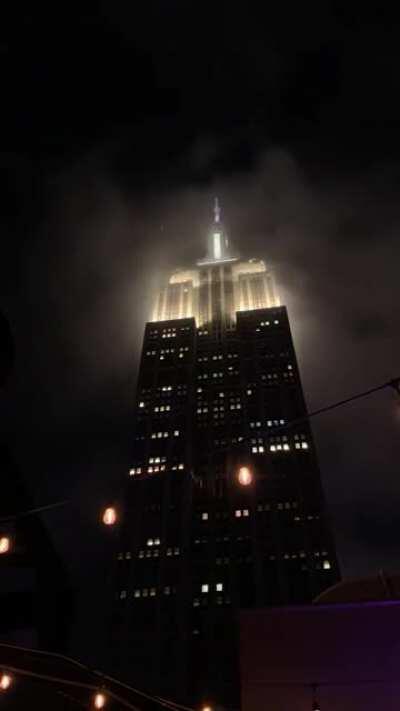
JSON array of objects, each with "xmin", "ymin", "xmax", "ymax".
[{"xmin": 111, "ymin": 201, "xmax": 339, "ymax": 708}]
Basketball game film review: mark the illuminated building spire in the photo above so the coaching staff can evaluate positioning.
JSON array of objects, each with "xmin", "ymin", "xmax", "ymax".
[
  {"xmin": 214, "ymin": 196, "xmax": 221, "ymax": 224},
  {"xmin": 198, "ymin": 197, "xmax": 235, "ymax": 264}
]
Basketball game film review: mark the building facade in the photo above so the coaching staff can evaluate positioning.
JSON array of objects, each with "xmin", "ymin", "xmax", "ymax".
[{"xmin": 111, "ymin": 203, "xmax": 339, "ymax": 708}]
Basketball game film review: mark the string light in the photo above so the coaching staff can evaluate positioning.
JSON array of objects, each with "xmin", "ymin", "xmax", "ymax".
[
  {"xmin": 237, "ymin": 466, "xmax": 253, "ymax": 486},
  {"xmin": 93, "ymin": 691, "xmax": 107, "ymax": 708},
  {"xmin": 0, "ymin": 536, "xmax": 11, "ymax": 554},
  {"xmin": 0, "ymin": 672, "xmax": 13, "ymax": 690},
  {"xmin": 102, "ymin": 507, "xmax": 117, "ymax": 526}
]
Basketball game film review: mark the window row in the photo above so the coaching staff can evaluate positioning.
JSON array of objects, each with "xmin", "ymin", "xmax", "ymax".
[
  {"xmin": 200, "ymin": 509, "xmax": 251, "ymax": 521},
  {"xmin": 129, "ymin": 586, "xmax": 177, "ymax": 599},
  {"xmin": 196, "ymin": 370, "xmax": 239, "ymax": 380},
  {"xmin": 257, "ymin": 319, "xmax": 280, "ymax": 328},
  {"xmin": 214, "ymin": 436, "xmax": 244, "ymax": 446},
  {"xmin": 197, "ymin": 354, "xmax": 224, "ymax": 362},
  {"xmin": 257, "ymin": 501, "xmax": 299, "ymax": 512},
  {"xmin": 138, "ymin": 546, "xmax": 180, "ymax": 558},
  {"xmin": 249, "ymin": 419, "xmax": 285, "ymax": 428},
  {"xmin": 193, "ymin": 596, "xmax": 231, "ymax": 607}
]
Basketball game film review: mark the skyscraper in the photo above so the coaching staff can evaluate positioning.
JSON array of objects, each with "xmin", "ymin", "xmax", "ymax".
[{"xmin": 111, "ymin": 202, "xmax": 339, "ymax": 708}]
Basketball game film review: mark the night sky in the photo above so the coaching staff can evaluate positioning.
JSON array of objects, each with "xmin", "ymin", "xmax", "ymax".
[{"xmin": 1, "ymin": 3, "xmax": 400, "ymax": 662}]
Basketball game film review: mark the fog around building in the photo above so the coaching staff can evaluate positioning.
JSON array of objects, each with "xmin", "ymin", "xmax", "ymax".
[{"xmin": 1, "ymin": 142, "xmax": 400, "ymax": 659}]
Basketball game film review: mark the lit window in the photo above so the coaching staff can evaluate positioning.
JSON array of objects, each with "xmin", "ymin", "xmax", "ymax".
[
  {"xmin": 243, "ymin": 509, "xmax": 249, "ymax": 517},
  {"xmin": 323, "ymin": 560, "xmax": 331, "ymax": 570},
  {"xmin": 174, "ymin": 430, "xmax": 180, "ymax": 436},
  {"xmin": 134, "ymin": 589, "xmax": 141, "ymax": 598},
  {"xmin": 120, "ymin": 590, "xmax": 127, "ymax": 599},
  {"xmin": 216, "ymin": 583, "xmax": 223, "ymax": 592},
  {"xmin": 139, "ymin": 402, "xmax": 145, "ymax": 408},
  {"xmin": 201, "ymin": 584, "xmax": 209, "ymax": 593},
  {"xmin": 147, "ymin": 538, "xmax": 154, "ymax": 546},
  {"xmin": 235, "ymin": 510, "xmax": 241, "ymax": 518},
  {"xmin": 202, "ymin": 512, "xmax": 208, "ymax": 521}
]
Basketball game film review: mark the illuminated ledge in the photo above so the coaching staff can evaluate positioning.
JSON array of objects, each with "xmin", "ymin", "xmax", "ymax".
[{"xmin": 196, "ymin": 257, "xmax": 239, "ymax": 266}]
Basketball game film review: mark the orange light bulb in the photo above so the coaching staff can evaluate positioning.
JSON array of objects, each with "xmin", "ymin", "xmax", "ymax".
[
  {"xmin": 102, "ymin": 507, "xmax": 117, "ymax": 526},
  {"xmin": 237, "ymin": 466, "xmax": 252, "ymax": 486},
  {"xmin": 94, "ymin": 691, "xmax": 107, "ymax": 708},
  {"xmin": 0, "ymin": 536, "xmax": 11, "ymax": 554},
  {"xmin": 0, "ymin": 673, "xmax": 13, "ymax": 691}
]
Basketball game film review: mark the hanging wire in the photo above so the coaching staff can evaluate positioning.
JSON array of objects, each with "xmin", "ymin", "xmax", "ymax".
[
  {"xmin": 0, "ymin": 500, "xmax": 69, "ymax": 524},
  {"xmin": 272, "ymin": 376, "xmax": 400, "ymax": 434},
  {"xmin": 0, "ymin": 375, "xmax": 399, "ymax": 520},
  {"xmin": 0, "ymin": 642, "xmax": 194, "ymax": 711}
]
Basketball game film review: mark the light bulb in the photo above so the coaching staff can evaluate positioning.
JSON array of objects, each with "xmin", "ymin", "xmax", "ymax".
[
  {"xmin": 237, "ymin": 466, "xmax": 253, "ymax": 486},
  {"xmin": 0, "ymin": 673, "xmax": 13, "ymax": 691},
  {"xmin": 0, "ymin": 536, "xmax": 11, "ymax": 554},
  {"xmin": 94, "ymin": 691, "xmax": 107, "ymax": 708},
  {"xmin": 102, "ymin": 507, "xmax": 117, "ymax": 526}
]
